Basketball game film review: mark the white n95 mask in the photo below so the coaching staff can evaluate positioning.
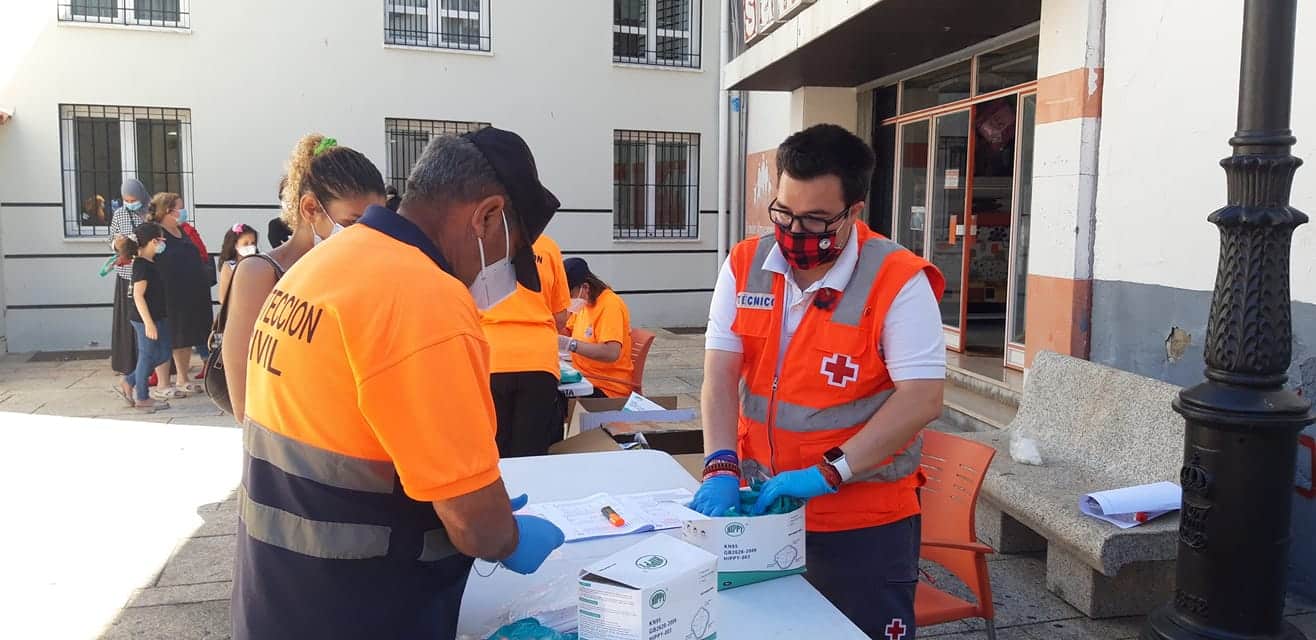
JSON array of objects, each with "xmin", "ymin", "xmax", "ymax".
[
  {"xmin": 470, "ymin": 210, "xmax": 518, "ymax": 311},
  {"xmin": 568, "ymin": 297, "xmax": 586, "ymax": 313}
]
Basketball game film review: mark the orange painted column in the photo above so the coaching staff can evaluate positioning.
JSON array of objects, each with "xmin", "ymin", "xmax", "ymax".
[{"xmin": 1023, "ymin": 0, "xmax": 1107, "ymax": 367}]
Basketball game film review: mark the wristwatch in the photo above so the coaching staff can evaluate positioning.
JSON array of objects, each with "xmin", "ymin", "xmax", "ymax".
[
  {"xmin": 823, "ymin": 447, "xmax": 854, "ymax": 483},
  {"xmin": 568, "ymin": 339, "xmax": 579, "ymax": 353}
]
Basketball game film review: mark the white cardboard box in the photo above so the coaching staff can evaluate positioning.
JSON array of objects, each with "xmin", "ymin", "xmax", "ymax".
[
  {"xmin": 681, "ymin": 502, "xmax": 806, "ymax": 590},
  {"xmin": 578, "ymin": 535, "xmax": 718, "ymax": 640}
]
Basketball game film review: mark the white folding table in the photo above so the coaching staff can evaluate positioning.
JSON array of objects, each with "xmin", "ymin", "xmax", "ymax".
[{"xmin": 457, "ymin": 450, "xmax": 866, "ymax": 639}]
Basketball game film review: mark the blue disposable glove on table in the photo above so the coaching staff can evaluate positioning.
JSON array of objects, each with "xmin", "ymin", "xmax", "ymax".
[
  {"xmin": 501, "ymin": 494, "xmax": 566, "ymax": 575},
  {"xmin": 752, "ymin": 466, "xmax": 836, "ymax": 515},
  {"xmin": 689, "ymin": 475, "xmax": 741, "ymax": 516}
]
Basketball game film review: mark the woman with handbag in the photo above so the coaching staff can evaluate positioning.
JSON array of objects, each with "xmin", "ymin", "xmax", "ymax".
[
  {"xmin": 148, "ymin": 192, "xmax": 215, "ymax": 398},
  {"xmin": 217, "ymin": 134, "xmax": 384, "ymax": 421}
]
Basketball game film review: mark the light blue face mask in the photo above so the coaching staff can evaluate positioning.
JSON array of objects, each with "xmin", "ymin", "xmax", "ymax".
[
  {"xmin": 155, "ymin": 239, "xmax": 166, "ymax": 255},
  {"xmin": 177, "ymin": 208, "xmax": 188, "ymax": 223},
  {"xmin": 125, "ymin": 201, "xmax": 143, "ymax": 212}
]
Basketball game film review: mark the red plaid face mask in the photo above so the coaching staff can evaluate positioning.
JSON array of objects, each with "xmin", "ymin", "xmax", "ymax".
[{"xmin": 774, "ymin": 223, "xmax": 843, "ymax": 270}]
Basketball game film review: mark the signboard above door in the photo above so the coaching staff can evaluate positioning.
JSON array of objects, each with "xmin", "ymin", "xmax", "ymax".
[{"xmin": 744, "ymin": 0, "xmax": 815, "ymax": 45}]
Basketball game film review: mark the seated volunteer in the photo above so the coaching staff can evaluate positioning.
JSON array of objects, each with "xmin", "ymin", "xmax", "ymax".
[
  {"xmin": 233, "ymin": 128, "xmax": 566, "ymax": 639},
  {"xmin": 689, "ymin": 124, "xmax": 946, "ymax": 638},
  {"xmin": 562, "ymin": 257, "xmax": 633, "ymax": 398},
  {"xmin": 223, "ymin": 134, "xmax": 385, "ymax": 423},
  {"xmin": 481, "ymin": 232, "xmax": 571, "ymax": 457}
]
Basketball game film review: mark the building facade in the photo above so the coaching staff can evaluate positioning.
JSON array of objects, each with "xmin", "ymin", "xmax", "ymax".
[
  {"xmin": 0, "ymin": 0, "xmax": 721, "ymax": 353},
  {"xmin": 727, "ymin": 0, "xmax": 1316, "ymax": 597}
]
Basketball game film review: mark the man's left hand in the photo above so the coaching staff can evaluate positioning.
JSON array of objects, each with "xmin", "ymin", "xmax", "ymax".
[{"xmin": 752, "ymin": 466, "xmax": 837, "ymax": 515}]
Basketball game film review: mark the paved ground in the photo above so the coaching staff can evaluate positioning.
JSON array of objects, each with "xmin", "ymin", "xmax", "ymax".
[{"xmin": 3, "ymin": 330, "xmax": 1314, "ymax": 639}]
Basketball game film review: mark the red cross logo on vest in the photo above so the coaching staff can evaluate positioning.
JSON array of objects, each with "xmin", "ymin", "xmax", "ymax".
[
  {"xmin": 820, "ymin": 353, "xmax": 859, "ymax": 388},
  {"xmin": 884, "ymin": 618, "xmax": 907, "ymax": 640}
]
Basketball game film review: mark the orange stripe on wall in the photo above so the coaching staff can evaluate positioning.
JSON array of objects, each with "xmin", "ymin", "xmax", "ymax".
[
  {"xmin": 1024, "ymin": 273, "xmax": 1092, "ymax": 366},
  {"xmin": 1036, "ymin": 67, "xmax": 1104, "ymax": 124}
]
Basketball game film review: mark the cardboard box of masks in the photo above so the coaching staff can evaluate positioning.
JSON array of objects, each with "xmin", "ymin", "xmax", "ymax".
[
  {"xmin": 680, "ymin": 500, "xmax": 807, "ymax": 590},
  {"xmin": 577, "ymin": 535, "xmax": 717, "ymax": 640}
]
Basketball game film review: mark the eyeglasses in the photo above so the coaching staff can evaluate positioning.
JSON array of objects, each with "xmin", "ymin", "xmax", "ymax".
[{"xmin": 768, "ymin": 199, "xmax": 853, "ymax": 234}]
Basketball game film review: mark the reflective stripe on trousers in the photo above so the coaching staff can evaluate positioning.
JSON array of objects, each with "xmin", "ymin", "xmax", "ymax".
[{"xmin": 242, "ymin": 419, "xmax": 457, "ymax": 562}]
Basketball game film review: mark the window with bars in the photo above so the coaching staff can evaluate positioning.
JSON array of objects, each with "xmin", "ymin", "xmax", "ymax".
[
  {"xmin": 57, "ymin": 0, "xmax": 190, "ymax": 28},
  {"xmin": 385, "ymin": 118, "xmax": 490, "ymax": 193},
  {"xmin": 384, "ymin": 0, "xmax": 491, "ymax": 52},
  {"xmin": 59, "ymin": 105, "xmax": 193, "ymax": 237},
  {"xmin": 613, "ymin": 0, "xmax": 702, "ymax": 68},
  {"xmin": 614, "ymin": 130, "xmax": 700, "ymax": 239}
]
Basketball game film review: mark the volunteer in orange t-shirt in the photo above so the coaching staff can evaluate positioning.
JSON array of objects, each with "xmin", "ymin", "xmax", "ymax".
[
  {"xmin": 562, "ymin": 257, "xmax": 633, "ymax": 398},
  {"xmin": 480, "ymin": 233, "xmax": 571, "ymax": 457},
  {"xmin": 232, "ymin": 127, "xmax": 565, "ymax": 640}
]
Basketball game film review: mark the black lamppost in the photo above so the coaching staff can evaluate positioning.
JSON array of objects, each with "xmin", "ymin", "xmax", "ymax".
[{"xmin": 1142, "ymin": 1, "xmax": 1314, "ymax": 639}]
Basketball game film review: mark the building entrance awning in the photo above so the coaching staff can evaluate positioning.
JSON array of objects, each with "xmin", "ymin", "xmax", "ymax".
[{"xmin": 727, "ymin": 0, "xmax": 1040, "ymax": 91}]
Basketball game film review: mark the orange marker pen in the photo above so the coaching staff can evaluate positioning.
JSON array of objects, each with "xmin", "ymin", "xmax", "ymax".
[{"xmin": 601, "ymin": 505, "xmax": 625, "ymax": 527}]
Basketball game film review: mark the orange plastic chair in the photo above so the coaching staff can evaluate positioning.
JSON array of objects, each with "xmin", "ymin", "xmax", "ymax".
[
  {"xmin": 915, "ymin": 430, "xmax": 998, "ymax": 639},
  {"xmin": 584, "ymin": 328, "xmax": 656, "ymax": 395}
]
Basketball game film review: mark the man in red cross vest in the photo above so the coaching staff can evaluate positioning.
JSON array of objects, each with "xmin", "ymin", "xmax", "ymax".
[{"xmin": 691, "ymin": 124, "xmax": 946, "ymax": 637}]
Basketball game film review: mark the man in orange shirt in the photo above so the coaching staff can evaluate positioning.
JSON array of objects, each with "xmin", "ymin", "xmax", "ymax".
[
  {"xmin": 233, "ymin": 128, "xmax": 565, "ymax": 639},
  {"xmin": 480, "ymin": 233, "xmax": 571, "ymax": 456}
]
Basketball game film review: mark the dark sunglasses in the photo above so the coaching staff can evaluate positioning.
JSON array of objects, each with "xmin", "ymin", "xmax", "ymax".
[{"xmin": 768, "ymin": 199, "xmax": 853, "ymax": 234}]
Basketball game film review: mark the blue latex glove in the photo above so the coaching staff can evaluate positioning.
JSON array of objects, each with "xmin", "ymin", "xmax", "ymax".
[
  {"xmin": 689, "ymin": 475, "xmax": 740, "ymax": 516},
  {"xmin": 752, "ymin": 466, "xmax": 836, "ymax": 515},
  {"xmin": 509, "ymin": 493, "xmax": 529, "ymax": 511},
  {"xmin": 502, "ymin": 514, "xmax": 565, "ymax": 575}
]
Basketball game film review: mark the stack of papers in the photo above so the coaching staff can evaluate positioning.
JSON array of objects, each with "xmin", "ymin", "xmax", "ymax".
[
  {"xmin": 516, "ymin": 489, "xmax": 694, "ymax": 542},
  {"xmin": 1079, "ymin": 481, "xmax": 1182, "ymax": 529}
]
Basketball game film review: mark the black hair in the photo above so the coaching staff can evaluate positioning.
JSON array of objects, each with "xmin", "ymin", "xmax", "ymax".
[
  {"xmin": 219, "ymin": 224, "xmax": 260, "ymax": 264},
  {"xmin": 776, "ymin": 124, "xmax": 876, "ymax": 205},
  {"xmin": 385, "ymin": 184, "xmax": 402, "ymax": 212},
  {"xmin": 118, "ymin": 222, "xmax": 164, "ymax": 262}
]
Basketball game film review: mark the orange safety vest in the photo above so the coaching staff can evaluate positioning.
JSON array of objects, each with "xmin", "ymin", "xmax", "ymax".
[{"xmin": 729, "ymin": 221, "xmax": 945, "ymax": 532}]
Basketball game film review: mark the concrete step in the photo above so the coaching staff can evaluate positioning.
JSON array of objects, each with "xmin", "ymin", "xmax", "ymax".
[
  {"xmin": 941, "ymin": 379, "xmax": 1019, "ymax": 432},
  {"xmin": 947, "ymin": 365, "xmax": 1022, "ymax": 408}
]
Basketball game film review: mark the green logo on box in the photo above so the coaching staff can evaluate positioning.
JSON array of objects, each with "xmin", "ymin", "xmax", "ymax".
[
  {"xmin": 636, "ymin": 554, "xmax": 668, "ymax": 570},
  {"xmin": 725, "ymin": 522, "xmax": 746, "ymax": 537},
  {"xmin": 650, "ymin": 589, "xmax": 668, "ymax": 609}
]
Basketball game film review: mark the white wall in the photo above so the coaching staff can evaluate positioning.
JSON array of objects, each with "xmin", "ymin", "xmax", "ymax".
[
  {"xmin": 1094, "ymin": 0, "xmax": 1315, "ymax": 303},
  {"xmin": 745, "ymin": 91, "xmax": 793, "ymax": 154},
  {"xmin": 0, "ymin": 0, "xmax": 721, "ymax": 351}
]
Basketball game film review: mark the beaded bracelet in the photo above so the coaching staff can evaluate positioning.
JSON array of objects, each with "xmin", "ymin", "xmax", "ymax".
[
  {"xmin": 703, "ymin": 468, "xmax": 741, "ymax": 482},
  {"xmin": 704, "ymin": 449, "xmax": 739, "ymax": 466},
  {"xmin": 702, "ymin": 460, "xmax": 741, "ymax": 477}
]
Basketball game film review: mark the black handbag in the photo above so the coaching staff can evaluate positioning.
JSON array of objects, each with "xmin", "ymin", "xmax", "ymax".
[{"xmin": 204, "ymin": 255, "xmax": 284, "ymax": 415}]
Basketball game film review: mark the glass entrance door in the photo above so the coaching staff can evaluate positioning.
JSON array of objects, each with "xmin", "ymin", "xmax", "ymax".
[
  {"xmin": 929, "ymin": 110, "xmax": 972, "ymax": 350},
  {"xmin": 1004, "ymin": 93, "xmax": 1037, "ymax": 368}
]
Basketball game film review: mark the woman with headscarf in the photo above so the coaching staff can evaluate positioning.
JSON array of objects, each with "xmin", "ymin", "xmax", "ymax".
[{"xmin": 108, "ymin": 178, "xmax": 150, "ymax": 375}]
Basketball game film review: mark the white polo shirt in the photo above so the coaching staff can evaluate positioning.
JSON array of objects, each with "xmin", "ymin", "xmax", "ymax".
[{"xmin": 705, "ymin": 230, "xmax": 946, "ymax": 381}]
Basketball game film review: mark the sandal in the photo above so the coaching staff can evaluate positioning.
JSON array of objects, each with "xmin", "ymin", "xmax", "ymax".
[
  {"xmin": 134, "ymin": 399, "xmax": 170, "ymax": 413},
  {"xmin": 183, "ymin": 382, "xmax": 204, "ymax": 394},
  {"xmin": 114, "ymin": 382, "xmax": 135, "ymax": 407},
  {"xmin": 152, "ymin": 386, "xmax": 187, "ymax": 400}
]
